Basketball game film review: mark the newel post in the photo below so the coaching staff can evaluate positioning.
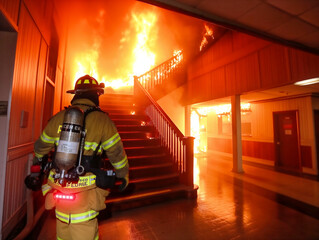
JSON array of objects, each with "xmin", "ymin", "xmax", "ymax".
[{"xmin": 183, "ymin": 136, "xmax": 195, "ymax": 187}]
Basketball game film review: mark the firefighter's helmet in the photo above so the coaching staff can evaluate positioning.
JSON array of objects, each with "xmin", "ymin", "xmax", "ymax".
[{"xmin": 67, "ymin": 75, "xmax": 104, "ymax": 95}]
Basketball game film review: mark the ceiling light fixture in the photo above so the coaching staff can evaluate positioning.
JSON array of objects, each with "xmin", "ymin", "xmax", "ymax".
[{"xmin": 294, "ymin": 77, "xmax": 319, "ymax": 86}]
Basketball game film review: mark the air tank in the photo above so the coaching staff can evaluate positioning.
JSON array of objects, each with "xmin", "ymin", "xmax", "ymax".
[{"xmin": 55, "ymin": 106, "xmax": 84, "ymax": 185}]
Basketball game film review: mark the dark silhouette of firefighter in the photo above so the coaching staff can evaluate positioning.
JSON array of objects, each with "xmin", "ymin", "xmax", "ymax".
[{"xmin": 25, "ymin": 75, "xmax": 129, "ymax": 240}]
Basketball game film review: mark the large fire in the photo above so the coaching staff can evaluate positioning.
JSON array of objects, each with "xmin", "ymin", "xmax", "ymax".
[
  {"xmin": 131, "ymin": 11, "xmax": 157, "ymax": 76},
  {"xmin": 71, "ymin": 6, "xmax": 189, "ymax": 93},
  {"xmin": 72, "ymin": 8, "xmax": 159, "ymax": 92}
]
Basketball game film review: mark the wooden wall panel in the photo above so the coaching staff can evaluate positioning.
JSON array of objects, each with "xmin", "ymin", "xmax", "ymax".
[
  {"xmin": 208, "ymin": 137, "xmax": 310, "ymax": 166},
  {"xmin": 242, "ymin": 140, "xmax": 275, "ymax": 161},
  {"xmin": 252, "ymin": 96, "xmax": 314, "ymax": 141},
  {"xmin": 187, "ymin": 30, "xmax": 319, "ymax": 105},
  {"xmin": 188, "ymin": 72, "xmax": 211, "ymax": 103},
  {"xmin": 24, "ymin": 0, "xmax": 54, "ymax": 44},
  {"xmin": 300, "ymin": 145, "xmax": 312, "ymax": 168},
  {"xmin": 201, "ymin": 50, "xmax": 212, "ymax": 67},
  {"xmin": 236, "ymin": 53, "xmax": 260, "ymax": 93},
  {"xmin": 207, "ymin": 137, "xmax": 232, "ymax": 153},
  {"xmin": 225, "ymin": 62, "xmax": 236, "ymax": 96},
  {"xmin": 289, "ymin": 48, "xmax": 319, "ymax": 83},
  {"xmin": 0, "ymin": 0, "xmax": 20, "ymax": 27},
  {"xmin": 2, "ymin": 155, "xmax": 29, "ymax": 231},
  {"xmin": 33, "ymin": 39, "xmax": 48, "ymax": 139},
  {"xmin": 210, "ymin": 32, "xmax": 233, "ymax": 63},
  {"xmin": 259, "ymin": 44, "xmax": 291, "ymax": 88},
  {"xmin": 8, "ymin": 4, "xmax": 41, "ymax": 147},
  {"xmin": 54, "ymin": 66, "xmax": 63, "ymax": 114},
  {"xmin": 211, "ymin": 67, "xmax": 226, "ymax": 99},
  {"xmin": 232, "ymin": 32, "xmax": 259, "ymax": 51},
  {"xmin": 188, "ymin": 56, "xmax": 203, "ymax": 80}
]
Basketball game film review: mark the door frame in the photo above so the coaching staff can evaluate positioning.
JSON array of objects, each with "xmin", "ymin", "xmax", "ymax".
[{"xmin": 273, "ymin": 110, "xmax": 302, "ymax": 172}]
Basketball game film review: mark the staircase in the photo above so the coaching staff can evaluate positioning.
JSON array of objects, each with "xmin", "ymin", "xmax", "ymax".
[{"xmin": 99, "ymin": 93, "xmax": 197, "ymax": 213}]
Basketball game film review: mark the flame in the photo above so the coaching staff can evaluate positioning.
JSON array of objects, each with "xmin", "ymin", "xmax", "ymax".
[
  {"xmin": 200, "ymin": 23, "xmax": 214, "ymax": 51},
  {"xmin": 72, "ymin": 8, "xmax": 158, "ymax": 92},
  {"xmin": 71, "ymin": 7, "xmax": 184, "ymax": 93},
  {"xmin": 74, "ymin": 50, "xmax": 99, "ymax": 81},
  {"xmin": 191, "ymin": 103, "xmax": 251, "ymax": 153},
  {"xmin": 191, "ymin": 110, "xmax": 201, "ymax": 153},
  {"xmin": 131, "ymin": 11, "xmax": 157, "ymax": 76}
]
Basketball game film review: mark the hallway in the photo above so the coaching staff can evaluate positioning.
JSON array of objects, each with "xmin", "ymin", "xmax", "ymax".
[{"xmin": 36, "ymin": 152, "xmax": 319, "ymax": 240}]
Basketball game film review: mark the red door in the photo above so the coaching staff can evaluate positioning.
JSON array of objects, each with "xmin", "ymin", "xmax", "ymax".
[{"xmin": 273, "ymin": 111, "xmax": 301, "ymax": 172}]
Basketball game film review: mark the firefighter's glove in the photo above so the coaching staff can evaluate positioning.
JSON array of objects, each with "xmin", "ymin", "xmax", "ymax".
[
  {"xmin": 93, "ymin": 169, "xmax": 117, "ymax": 189},
  {"xmin": 118, "ymin": 174, "xmax": 129, "ymax": 192},
  {"xmin": 25, "ymin": 165, "xmax": 42, "ymax": 191}
]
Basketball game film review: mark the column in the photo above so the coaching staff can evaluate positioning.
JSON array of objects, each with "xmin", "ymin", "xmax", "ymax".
[{"xmin": 231, "ymin": 95, "xmax": 244, "ymax": 173}]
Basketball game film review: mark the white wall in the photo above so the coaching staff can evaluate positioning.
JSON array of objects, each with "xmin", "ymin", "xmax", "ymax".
[
  {"xmin": 0, "ymin": 31, "xmax": 17, "ymax": 239},
  {"xmin": 157, "ymin": 85, "xmax": 186, "ymax": 134}
]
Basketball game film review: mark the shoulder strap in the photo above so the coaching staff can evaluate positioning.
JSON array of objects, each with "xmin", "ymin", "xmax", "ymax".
[
  {"xmin": 82, "ymin": 107, "xmax": 105, "ymax": 157},
  {"xmin": 83, "ymin": 106, "xmax": 103, "ymax": 130}
]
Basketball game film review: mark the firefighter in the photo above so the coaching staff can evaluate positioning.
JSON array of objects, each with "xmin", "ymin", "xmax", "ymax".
[{"xmin": 32, "ymin": 75, "xmax": 129, "ymax": 240}]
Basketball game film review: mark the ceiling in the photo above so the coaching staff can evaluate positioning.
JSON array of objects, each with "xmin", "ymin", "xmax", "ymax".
[
  {"xmin": 139, "ymin": 0, "xmax": 319, "ymax": 54},
  {"xmin": 139, "ymin": 0, "xmax": 319, "ymax": 105}
]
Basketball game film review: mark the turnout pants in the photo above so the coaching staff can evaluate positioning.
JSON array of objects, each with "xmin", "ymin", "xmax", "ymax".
[{"xmin": 56, "ymin": 218, "xmax": 99, "ymax": 240}]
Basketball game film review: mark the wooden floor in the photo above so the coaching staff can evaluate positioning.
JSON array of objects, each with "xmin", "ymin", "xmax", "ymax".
[{"xmin": 35, "ymin": 151, "xmax": 319, "ymax": 240}]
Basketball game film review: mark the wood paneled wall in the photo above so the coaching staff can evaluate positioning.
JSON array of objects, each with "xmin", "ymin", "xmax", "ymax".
[
  {"xmin": 0, "ymin": 0, "xmax": 20, "ymax": 28},
  {"xmin": 3, "ymin": 3, "xmax": 48, "ymax": 236},
  {"xmin": 187, "ymin": 31, "xmax": 319, "ymax": 105},
  {"xmin": 24, "ymin": 0, "xmax": 54, "ymax": 45},
  {"xmin": 206, "ymin": 95, "xmax": 315, "ymax": 170},
  {"xmin": 8, "ymin": 4, "xmax": 42, "ymax": 148}
]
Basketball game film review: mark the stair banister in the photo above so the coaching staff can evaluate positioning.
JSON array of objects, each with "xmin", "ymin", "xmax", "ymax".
[
  {"xmin": 134, "ymin": 76, "xmax": 194, "ymax": 187},
  {"xmin": 138, "ymin": 51, "xmax": 184, "ymax": 92}
]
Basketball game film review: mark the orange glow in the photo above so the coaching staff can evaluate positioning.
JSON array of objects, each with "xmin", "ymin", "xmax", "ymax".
[
  {"xmin": 71, "ymin": 8, "xmax": 186, "ymax": 93},
  {"xmin": 194, "ymin": 156, "xmax": 200, "ymax": 186},
  {"xmin": 72, "ymin": 8, "xmax": 159, "ymax": 92},
  {"xmin": 131, "ymin": 11, "xmax": 157, "ymax": 76},
  {"xmin": 191, "ymin": 110, "xmax": 200, "ymax": 153},
  {"xmin": 191, "ymin": 103, "xmax": 251, "ymax": 153},
  {"xmin": 200, "ymin": 23, "xmax": 214, "ymax": 51}
]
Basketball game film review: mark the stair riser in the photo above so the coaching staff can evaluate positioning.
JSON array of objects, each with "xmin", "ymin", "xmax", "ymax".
[
  {"xmin": 128, "ymin": 156, "xmax": 171, "ymax": 167},
  {"xmin": 117, "ymin": 126, "xmax": 155, "ymax": 132},
  {"xmin": 125, "ymin": 147, "xmax": 164, "ymax": 156},
  {"xmin": 109, "ymin": 115, "xmax": 149, "ymax": 121},
  {"xmin": 129, "ymin": 165, "xmax": 174, "ymax": 179},
  {"xmin": 123, "ymin": 139, "xmax": 161, "ymax": 148},
  {"xmin": 113, "ymin": 120, "xmax": 145, "ymax": 125},
  {"xmin": 105, "ymin": 109, "xmax": 144, "ymax": 115},
  {"xmin": 119, "ymin": 132, "xmax": 156, "ymax": 139},
  {"xmin": 132, "ymin": 176, "xmax": 180, "ymax": 191}
]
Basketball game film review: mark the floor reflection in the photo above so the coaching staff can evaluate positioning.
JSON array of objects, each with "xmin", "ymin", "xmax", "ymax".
[{"xmin": 38, "ymin": 152, "xmax": 319, "ymax": 240}]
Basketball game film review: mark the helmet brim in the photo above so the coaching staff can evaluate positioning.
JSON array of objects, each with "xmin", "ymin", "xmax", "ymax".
[{"xmin": 66, "ymin": 88, "xmax": 104, "ymax": 95}]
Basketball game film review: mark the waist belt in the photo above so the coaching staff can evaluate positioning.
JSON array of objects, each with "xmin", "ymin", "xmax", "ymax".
[
  {"xmin": 56, "ymin": 209, "xmax": 99, "ymax": 224},
  {"xmin": 48, "ymin": 170, "xmax": 96, "ymax": 188}
]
